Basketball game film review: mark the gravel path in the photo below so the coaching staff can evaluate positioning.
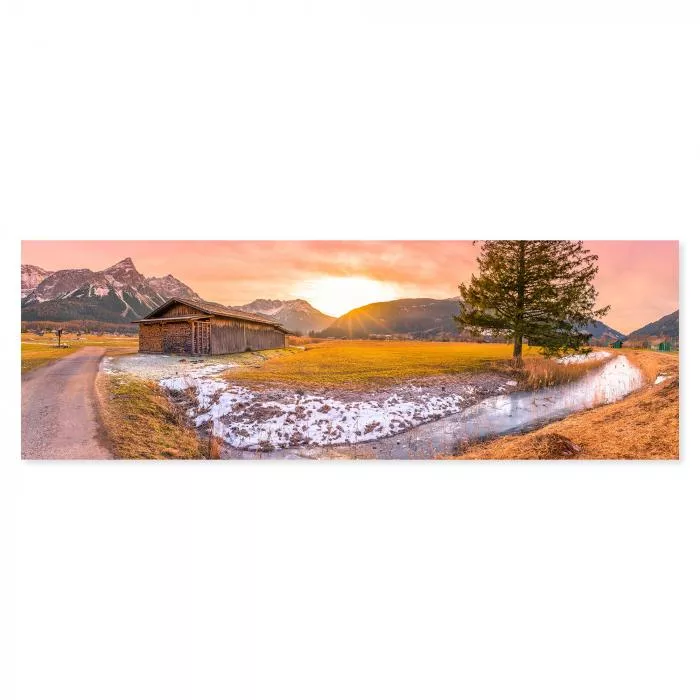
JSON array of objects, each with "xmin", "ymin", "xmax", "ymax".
[{"xmin": 22, "ymin": 347, "xmax": 112, "ymax": 460}]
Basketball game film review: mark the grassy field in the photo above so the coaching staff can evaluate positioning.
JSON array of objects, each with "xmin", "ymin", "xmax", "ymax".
[
  {"xmin": 454, "ymin": 349, "xmax": 679, "ymax": 460},
  {"xmin": 226, "ymin": 340, "xmax": 610, "ymax": 390},
  {"xmin": 21, "ymin": 332, "xmax": 138, "ymax": 373},
  {"xmin": 226, "ymin": 340, "xmax": 543, "ymax": 388},
  {"xmin": 21, "ymin": 342, "xmax": 81, "ymax": 373},
  {"xmin": 96, "ymin": 373, "xmax": 211, "ymax": 459}
]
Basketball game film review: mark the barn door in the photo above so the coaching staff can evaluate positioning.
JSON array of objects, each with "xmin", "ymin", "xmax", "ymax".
[{"xmin": 194, "ymin": 321, "xmax": 211, "ymax": 354}]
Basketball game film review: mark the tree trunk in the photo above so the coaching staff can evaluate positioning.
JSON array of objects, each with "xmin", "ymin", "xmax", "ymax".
[
  {"xmin": 513, "ymin": 241, "xmax": 526, "ymax": 366},
  {"xmin": 513, "ymin": 333, "xmax": 523, "ymax": 363}
]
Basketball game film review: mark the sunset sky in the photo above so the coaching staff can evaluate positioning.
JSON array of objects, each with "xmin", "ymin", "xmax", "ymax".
[{"xmin": 21, "ymin": 240, "xmax": 678, "ymax": 334}]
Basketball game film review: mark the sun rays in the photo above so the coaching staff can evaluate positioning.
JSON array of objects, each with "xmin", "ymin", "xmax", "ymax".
[{"xmin": 291, "ymin": 276, "xmax": 400, "ymax": 317}]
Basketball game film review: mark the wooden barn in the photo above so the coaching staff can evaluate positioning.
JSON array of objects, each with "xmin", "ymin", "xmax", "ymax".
[
  {"xmin": 133, "ymin": 298, "xmax": 289, "ymax": 355},
  {"xmin": 610, "ymin": 339, "xmax": 624, "ymax": 349}
]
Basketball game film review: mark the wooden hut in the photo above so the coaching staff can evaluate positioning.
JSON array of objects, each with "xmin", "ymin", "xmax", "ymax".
[
  {"xmin": 657, "ymin": 341, "xmax": 673, "ymax": 352},
  {"xmin": 133, "ymin": 297, "xmax": 289, "ymax": 355},
  {"xmin": 610, "ymin": 339, "xmax": 624, "ymax": 349}
]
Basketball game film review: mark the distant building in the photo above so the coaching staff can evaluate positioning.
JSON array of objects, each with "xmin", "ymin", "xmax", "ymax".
[
  {"xmin": 656, "ymin": 341, "xmax": 673, "ymax": 352},
  {"xmin": 610, "ymin": 339, "xmax": 624, "ymax": 349}
]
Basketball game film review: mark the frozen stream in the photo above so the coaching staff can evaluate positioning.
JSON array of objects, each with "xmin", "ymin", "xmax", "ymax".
[{"xmin": 221, "ymin": 354, "xmax": 644, "ymax": 460}]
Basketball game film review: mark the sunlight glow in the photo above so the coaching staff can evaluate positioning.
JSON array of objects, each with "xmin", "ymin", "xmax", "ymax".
[{"xmin": 292, "ymin": 276, "xmax": 401, "ymax": 317}]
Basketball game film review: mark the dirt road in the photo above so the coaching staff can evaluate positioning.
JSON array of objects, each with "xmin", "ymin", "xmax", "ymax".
[{"xmin": 22, "ymin": 347, "xmax": 112, "ymax": 459}]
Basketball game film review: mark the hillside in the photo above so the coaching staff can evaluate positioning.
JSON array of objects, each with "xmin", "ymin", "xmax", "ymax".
[
  {"xmin": 626, "ymin": 309, "xmax": 679, "ymax": 341},
  {"xmin": 581, "ymin": 320, "xmax": 625, "ymax": 344},
  {"xmin": 320, "ymin": 298, "xmax": 461, "ymax": 338},
  {"xmin": 320, "ymin": 298, "xmax": 626, "ymax": 342}
]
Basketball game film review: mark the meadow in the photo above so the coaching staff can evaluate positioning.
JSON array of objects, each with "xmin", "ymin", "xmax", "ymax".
[
  {"xmin": 21, "ymin": 332, "xmax": 138, "ymax": 373},
  {"xmin": 227, "ymin": 340, "xmax": 535, "ymax": 387},
  {"xmin": 226, "ymin": 340, "xmax": 603, "ymax": 390},
  {"xmin": 23, "ymin": 330, "xmax": 675, "ymax": 460}
]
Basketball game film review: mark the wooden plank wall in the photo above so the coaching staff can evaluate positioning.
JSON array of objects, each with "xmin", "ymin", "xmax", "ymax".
[
  {"xmin": 139, "ymin": 315, "xmax": 284, "ymax": 354},
  {"xmin": 160, "ymin": 302, "xmax": 201, "ymax": 318},
  {"xmin": 211, "ymin": 317, "xmax": 285, "ymax": 354}
]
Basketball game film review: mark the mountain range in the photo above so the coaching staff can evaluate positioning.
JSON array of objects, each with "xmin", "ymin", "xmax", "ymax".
[
  {"xmin": 21, "ymin": 258, "xmax": 674, "ymax": 342},
  {"xmin": 320, "ymin": 298, "xmax": 463, "ymax": 338},
  {"xmin": 22, "ymin": 258, "xmax": 187, "ymax": 323},
  {"xmin": 21, "ymin": 258, "xmax": 336, "ymax": 332},
  {"xmin": 320, "ymin": 297, "xmax": 627, "ymax": 341},
  {"xmin": 232, "ymin": 299, "xmax": 335, "ymax": 334}
]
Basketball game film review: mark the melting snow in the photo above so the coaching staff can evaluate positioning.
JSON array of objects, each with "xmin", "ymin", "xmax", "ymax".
[
  {"xmin": 556, "ymin": 351, "xmax": 611, "ymax": 365},
  {"xmin": 159, "ymin": 369, "xmax": 476, "ymax": 451},
  {"xmin": 654, "ymin": 374, "xmax": 670, "ymax": 385}
]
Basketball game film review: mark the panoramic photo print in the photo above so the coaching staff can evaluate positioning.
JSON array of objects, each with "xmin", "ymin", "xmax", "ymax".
[{"xmin": 21, "ymin": 240, "xmax": 679, "ymax": 460}]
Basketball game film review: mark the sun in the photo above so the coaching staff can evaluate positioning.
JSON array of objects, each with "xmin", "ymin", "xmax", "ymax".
[{"xmin": 292, "ymin": 276, "xmax": 400, "ymax": 317}]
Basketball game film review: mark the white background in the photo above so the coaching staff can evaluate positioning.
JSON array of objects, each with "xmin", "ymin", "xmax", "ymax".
[{"xmin": 1, "ymin": 3, "xmax": 698, "ymax": 699}]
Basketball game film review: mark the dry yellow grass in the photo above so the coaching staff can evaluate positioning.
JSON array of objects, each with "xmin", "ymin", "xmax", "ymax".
[
  {"xmin": 454, "ymin": 350, "xmax": 679, "ymax": 460},
  {"xmin": 501, "ymin": 354, "xmax": 612, "ymax": 390},
  {"xmin": 287, "ymin": 335, "xmax": 327, "ymax": 346},
  {"xmin": 621, "ymin": 348, "xmax": 679, "ymax": 384},
  {"xmin": 227, "ymin": 340, "xmax": 541, "ymax": 389},
  {"xmin": 96, "ymin": 372, "xmax": 209, "ymax": 459},
  {"xmin": 21, "ymin": 342, "xmax": 81, "ymax": 373},
  {"xmin": 21, "ymin": 332, "xmax": 138, "ymax": 373}
]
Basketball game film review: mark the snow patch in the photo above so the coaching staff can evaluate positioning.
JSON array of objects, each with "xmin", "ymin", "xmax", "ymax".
[
  {"xmin": 101, "ymin": 357, "xmax": 117, "ymax": 374},
  {"xmin": 654, "ymin": 374, "xmax": 670, "ymax": 385},
  {"xmin": 158, "ymin": 366, "xmax": 477, "ymax": 451}
]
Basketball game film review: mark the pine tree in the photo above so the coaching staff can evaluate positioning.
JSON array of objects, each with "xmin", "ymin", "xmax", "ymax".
[{"xmin": 455, "ymin": 241, "xmax": 609, "ymax": 363}]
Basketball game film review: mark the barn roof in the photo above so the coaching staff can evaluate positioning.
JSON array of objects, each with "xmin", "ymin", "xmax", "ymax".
[
  {"xmin": 134, "ymin": 297, "xmax": 291, "ymax": 331},
  {"xmin": 137, "ymin": 314, "xmax": 212, "ymax": 324}
]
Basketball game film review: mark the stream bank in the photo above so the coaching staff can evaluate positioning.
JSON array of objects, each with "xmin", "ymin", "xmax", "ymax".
[
  {"xmin": 104, "ymin": 350, "xmax": 645, "ymax": 460},
  {"xmin": 220, "ymin": 354, "xmax": 643, "ymax": 460}
]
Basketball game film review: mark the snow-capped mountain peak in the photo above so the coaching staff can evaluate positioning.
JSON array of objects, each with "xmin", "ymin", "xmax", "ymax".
[
  {"xmin": 147, "ymin": 274, "xmax": 202, "ymax": 302},
  {"xmin": 21, "ymin": 264, "xmax": 54, "ymax": 298},
  {"xmin": 21, "ymin": 258, "xmax": 198, "ymax": 323},
  {"xmin": 233, "ymin": 298, "xmax": 336, "ymax": 334},
  {"xmin": 21, "ymin": 258, "xmax": 336, "ymax": 332}
]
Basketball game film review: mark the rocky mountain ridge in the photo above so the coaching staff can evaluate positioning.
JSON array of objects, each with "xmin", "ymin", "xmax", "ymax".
[{"xmin": 233, "ymin": 298, "xmax": 336, "ymax": 334}]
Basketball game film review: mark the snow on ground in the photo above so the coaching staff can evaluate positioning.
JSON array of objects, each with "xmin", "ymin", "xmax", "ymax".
[
  {"xmin": 106, "ymin": 352, "xmax": 493, "ymax": 451},
  {"xmin": 105, "ymin": 353, "xmax": 240, "ymax": 380},
  {"xmin": 556, "ymin": 350, "xmax": 611, "ymax": 365},
  {"xmin": 654, "ymin": 374, "xmax": 670, "ymax": 385},
  {"xmin": 179, "ymin": 381, "xmax": 474, "ymax": 450}
]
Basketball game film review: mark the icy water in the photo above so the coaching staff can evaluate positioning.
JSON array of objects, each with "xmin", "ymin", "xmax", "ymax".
[{"xmin": 221, "ymin": 355, "xmax": 644, "ymax": 460}]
